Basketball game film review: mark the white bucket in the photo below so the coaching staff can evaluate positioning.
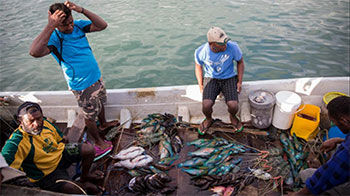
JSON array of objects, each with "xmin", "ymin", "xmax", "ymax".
[{"xmin": 272, "ymin": 91, "xmax": 302, "ymax": 130}]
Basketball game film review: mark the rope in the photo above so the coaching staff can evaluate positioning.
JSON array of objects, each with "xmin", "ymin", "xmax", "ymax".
[{"xmin": 55, "ymin": 179, "xmax": 87, "ymax": 195}]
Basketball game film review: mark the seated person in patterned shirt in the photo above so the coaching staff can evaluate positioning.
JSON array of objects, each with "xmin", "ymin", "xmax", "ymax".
[
  {"xmin": 290, "ymin": 95, "xmax": 350, "ymax": 195},
  {"xmin": 1, "ymin": 102, "xmax": 104, "ymax": 194}
]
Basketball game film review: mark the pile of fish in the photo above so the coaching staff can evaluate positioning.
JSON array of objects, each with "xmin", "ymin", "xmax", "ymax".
[
  {"xmin": 178, "ymin": 137, "xmax": 246, "ymax": 177},
  {"xmin": 111, "ymin": 146, "xmax": 153, "ymax": 169},
  {"xmin": 136, "ymin": 113, "xmax": 177, "ymax": 147},
  {"xmin": 128, "ymin": 172, "xmax": 177, "ymax": 195},
  {"xmin": 192, "ymin": 173, "xmax": 255, "ymax": 195},
  {"xmin": 136, "ymin": 113, "xmax": 183, "ymax": 166},
  {"xmin": 280, "ymin": 132, "xmax": 308, "ymax": 182}
]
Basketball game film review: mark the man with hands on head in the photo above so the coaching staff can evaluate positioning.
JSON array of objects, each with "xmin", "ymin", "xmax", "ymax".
[{"xmin": 29, "ymin": 1, "xmax": 119, "ymax": 157}]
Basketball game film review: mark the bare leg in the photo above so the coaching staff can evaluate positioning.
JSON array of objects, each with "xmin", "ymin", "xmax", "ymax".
[
  {"xmin": 98, "ymin": 104, "xmax": 119, "ymax": 131},
  {"xmin": 199, "ymin": 99, "xmax": 215, "ymax": 133},
  {"xmin": 227, "ymin": 100, "xmax": 242, "ymax": 131},
  {"xmin": 79, "ymin": 143, "xmax": 104, "ymax": 181},
  {"xmin": 85, "ymin": 118, "xmax": 109, "ymax": 149},
  {"xmin": 202, "ymin": 99, "xmax": 215, "ymax": 123}
]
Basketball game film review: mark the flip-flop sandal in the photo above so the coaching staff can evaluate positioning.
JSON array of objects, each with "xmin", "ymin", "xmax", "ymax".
[
  {"xmin": 230, "ymin": 115, "xmax": 244, "ymax": 133},
  {"xmin": 233, "ymin": 120, "xmax": 244, "ymax": 133},
  {"xmin": 197, "ymin": 118, "xmax": 214, "ymax": 135},
  {"xmin": 87, "ymin": 140, "xmax": 113, "ymax": 161}
]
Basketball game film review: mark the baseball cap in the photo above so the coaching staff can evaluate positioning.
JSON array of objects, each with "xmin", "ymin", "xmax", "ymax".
[
  {"xmin": 207, "ymin": 27, "xmax": 230, "ymax": 44},
  {"xmin": 17, "ymin": 101, "xmax": 42, "ymax": 117}
]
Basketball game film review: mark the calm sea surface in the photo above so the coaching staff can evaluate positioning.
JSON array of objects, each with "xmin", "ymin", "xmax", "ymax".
[{"xmin": 0, "ymin": 0, "xmax": 349, "ymax": 91}]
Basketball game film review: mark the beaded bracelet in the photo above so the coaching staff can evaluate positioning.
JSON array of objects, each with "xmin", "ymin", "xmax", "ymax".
[{"xmin": 81, "ymin": 7, "xmax": 84, "ymax": 14}]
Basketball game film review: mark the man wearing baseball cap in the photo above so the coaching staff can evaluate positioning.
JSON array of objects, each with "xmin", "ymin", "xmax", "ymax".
[{"xmin": 194, "ymin": 27, "xmax": 245, "ymax": 134}]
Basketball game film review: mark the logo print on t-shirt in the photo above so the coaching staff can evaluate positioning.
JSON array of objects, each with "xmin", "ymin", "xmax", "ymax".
[{"xmin": 43, "ymin": 138, "xmax": 57, "ymax": 153}]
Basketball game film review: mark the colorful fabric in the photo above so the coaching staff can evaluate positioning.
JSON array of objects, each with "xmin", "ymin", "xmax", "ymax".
[
  {"xmin": 194, "ymin": 41, "xmax": 242, "ymax": 79},
  {"xmin": 48, "ymin": 20, "xmax": 101, "ymax": 91},
  {"xmin": 35, "ymin": 145, "xmax": 82, "ymax": 192},
  {"xmin": 72, "ymin": 78, "xmax": 107, "ymax": 120},
  {"xmin": 203, "ymin": 76, "xmax": 238, "ymax": 102},
  {"xmin": 1, "ymin": 119, "xmax": 65, "ymax": 182},
  {"xmin": 305, "ymin": 135, "xmax": 350, "ymax": 195}
]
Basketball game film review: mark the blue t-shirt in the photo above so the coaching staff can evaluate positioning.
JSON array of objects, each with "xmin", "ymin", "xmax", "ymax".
[
  {"xmin": 48, "ymin": 20, "xmax": 101, "ymax": 91},
  {"xmin": 194, "ymin": 41, "xmax": 242, "ymax": 79},
  {"xmin": 305, "ymin": 134, "xmax": 350, "ymax": 195}
]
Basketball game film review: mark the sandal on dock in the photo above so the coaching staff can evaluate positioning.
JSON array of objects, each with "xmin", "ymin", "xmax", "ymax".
[{"xmin": 197, "ymin": 118, "xmax": 214, "ymax": 135}]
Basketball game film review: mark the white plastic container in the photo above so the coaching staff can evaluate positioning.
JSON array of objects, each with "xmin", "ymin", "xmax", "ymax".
[{"xmin": 272, "ymin": 91, "xmax": 302, "ymax": 130}]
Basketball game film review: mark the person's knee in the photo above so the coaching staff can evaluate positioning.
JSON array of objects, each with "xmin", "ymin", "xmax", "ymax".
[
  {"xmin": 84, "ymin": 118, "xmax": 96, "ymax": 128},
  {"xmin": 202, "ymin": 100, "xmax": 214, "ymax": 110},
  {"xmin": 81, "ymin": 143, "xmax": 95, "ymax": 157},
  {"xmin": 227, "ymin": 101, "xmax": 239, "ymax": 112}
]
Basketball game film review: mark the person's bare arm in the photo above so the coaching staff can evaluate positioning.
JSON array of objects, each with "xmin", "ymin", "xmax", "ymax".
[
  {"xmin": 236, "ymin": 57, "xmax": 245, "ymax": 93},
  {"xmin": 29, "ymin": 10, "xmax": 66, "ymax": 57},
  {"xmin": 64, "ymin": 1, "xmax": 107, "ymax": 32},
  {"xmin": 195, "ymin": 63, "xmax": 204, "ymax": 93}
]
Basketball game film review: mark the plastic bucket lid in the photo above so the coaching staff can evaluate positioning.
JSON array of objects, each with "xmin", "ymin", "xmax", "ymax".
[
  {"xmin": 323, "ymin": 92, "xmax": 348, "ymax": 105},
  {"xmin": 248, "ymin": 90, "xmax": 276, "ymax": 109},
  {"xmin": 275, "ymin": 91, "xmax": 301, "ymax": 112}
]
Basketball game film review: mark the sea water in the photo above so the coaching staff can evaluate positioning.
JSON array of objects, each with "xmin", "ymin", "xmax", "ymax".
[{"xmin": 0, "ymin": 0, "xmax": 349, "ymax": 91}]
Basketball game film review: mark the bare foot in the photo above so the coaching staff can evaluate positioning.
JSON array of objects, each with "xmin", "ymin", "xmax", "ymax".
[
  {"xmin": 198, "ymin": 118, "xmax": 214, "ymax": 135},
  {"xmin": 99, "ymin": 120, "xmax": 120, "ymax": 131},
  {"xmin": 230, "ymin": 115, "xmax": 243, "ymax": 132},
  {"xmin": 81, "ymin": 170, "xmax": 105, "ymax": 182}
]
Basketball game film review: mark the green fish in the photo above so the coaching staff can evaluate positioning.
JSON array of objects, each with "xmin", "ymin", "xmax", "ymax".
[
  {"xmin": 182, "ymin": 167, "xmax": 208, "ymax": 176},
  {"xmin": 204, "ymin": 153, "xmax": 222, "ymax": 166},
  {"xmin": 187, "ymin": 139, "xmax": 211, "ymax": 147},
  {"xmin": 207, "ymin": 166, "xmax": 219, "ymax": 176},
  {"xmin": 149, "ymin": 165, "xmax": 163, "ymax": 174},
  {"xmin": 188, "ymin": 147, "xmax": 218, "ymax": 158},
  {"xmin": 158, "ymin": 155, "xmax": 179, "ymax": 165},
  {"xmin": 292, "ymin": 133, "xmax": 303, "ymax": 152},
  {"xmin": 128, "ymin": 169, "xmax": 141, "ymax": 177},
  {"xmin": 178, "ymin": 157, "xmax": 207, "ymax": 168}
]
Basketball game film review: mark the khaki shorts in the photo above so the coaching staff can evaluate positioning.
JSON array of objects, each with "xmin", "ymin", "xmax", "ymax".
[{"xmin": 72, "ymin": 78, "xmax": 107, "ymax": 120}]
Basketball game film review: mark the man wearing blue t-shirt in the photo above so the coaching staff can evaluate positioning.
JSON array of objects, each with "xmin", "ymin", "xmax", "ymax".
[
  {"xmin": 194, "ymin": 27, "xmax": 245, "ymax": 134},
  {"xmin": 29, "ymin": 1, "xmax": 118, "ymax": 156}
]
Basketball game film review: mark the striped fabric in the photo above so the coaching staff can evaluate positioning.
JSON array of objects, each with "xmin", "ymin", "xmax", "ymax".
[{"xmin": 203, "ymin": 76, "xmax": 238, "ymax": 102}]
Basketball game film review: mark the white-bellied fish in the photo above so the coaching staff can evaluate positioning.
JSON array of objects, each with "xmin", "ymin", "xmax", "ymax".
[
  {"xmin": 114, "ymin": 154, "xmax": 153, "ymax": 169},
  {"xmin": 111, "ymin": 146, "xmax": 145, "ymax": 160}
]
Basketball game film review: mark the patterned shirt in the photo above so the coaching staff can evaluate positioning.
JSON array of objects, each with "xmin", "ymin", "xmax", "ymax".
[
  {"xmin": 194, "ymin": 41, "xmax": 243, "ymax": 79},
  {"xmin": 305, "ymin": 134, "xmax": 350, "ymax": 195},
  {"xmin": 1, "ymin": 119, "xmax": 65, "ymax": 182}
]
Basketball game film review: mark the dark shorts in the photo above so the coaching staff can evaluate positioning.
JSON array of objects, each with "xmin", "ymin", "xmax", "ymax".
[
  {"xmin": 203, "ymin": 76, "xmax": 238, "ymax": 102},
  {"xmin": 72, "ymin": 78, "xmax": 107, "ymax": 120},
  {"xmin": 35, "ymin": 143, "xmax": 82, "ymax": 192}
]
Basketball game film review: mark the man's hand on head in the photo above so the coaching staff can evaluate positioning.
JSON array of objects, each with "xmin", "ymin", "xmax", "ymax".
[
  {"xmin": 48, "ymin": 10, "xmax": 66, "ymax": 28},
  {"xmin": 64, "ymin": 1, "xmax": 83, "ymax": 13}
]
